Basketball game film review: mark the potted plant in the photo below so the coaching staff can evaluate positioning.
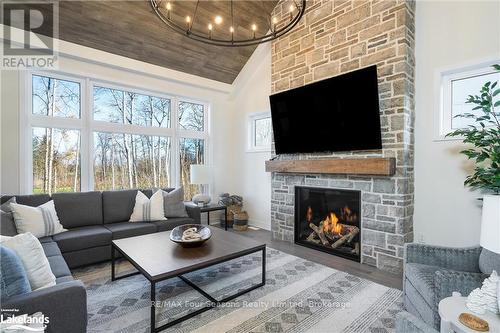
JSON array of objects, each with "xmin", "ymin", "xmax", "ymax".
[{"xmin": 446, "ymin": 64, "xmax": 500, "ymax": 228}]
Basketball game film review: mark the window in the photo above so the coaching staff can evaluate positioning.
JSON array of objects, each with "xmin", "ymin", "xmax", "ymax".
[
  {"xmin": 24, "ymin": 72, "xmax": 209, "ymax": 199},
  {"xmin": 248, "ymin": 112, "xmax": 272, "ymax": 152},
  {"xmin": 438, "ymin": 62, "xmax": 500, "ymax": 138}
]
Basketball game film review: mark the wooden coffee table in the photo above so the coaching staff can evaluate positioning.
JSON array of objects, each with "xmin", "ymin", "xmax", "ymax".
[{"xmin": 111, "ymin": 228, "xmax": 266, "ymax": 333}]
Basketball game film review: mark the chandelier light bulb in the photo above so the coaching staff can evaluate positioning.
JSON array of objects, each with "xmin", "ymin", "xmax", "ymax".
[
  {"xmin": 214, "ymin": 15, "xmax": 223, "ymax": 24},
  {"xmin": 251, "ymin": 24, "xmax": 257, "ymax": 31},
  {"xmin": 230, "ymin": 26, "xmax": 234, "ymax": 33},
  {"xmin": 289, "ymin": 4, "xmax": 295, "ymax": 12},
  {"xmin": 165, "ymin": 2, "xmax": 171, "ymax": 10},
  {"xmin": 186, "ymin": 16, "xmax": 191, "ymax": 23},
  {"xmin": 208, "ymin": 23, "xmax": 213, "ymax": 30},
  {"xmin": 272, "ymin": 17, "xmax": 278, "ymax": 24}
]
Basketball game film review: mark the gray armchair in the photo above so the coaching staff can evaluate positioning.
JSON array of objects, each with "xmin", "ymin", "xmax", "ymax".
[{"xmin": 403, "ymin": 243, "xmax": 496, "ymax": 330}]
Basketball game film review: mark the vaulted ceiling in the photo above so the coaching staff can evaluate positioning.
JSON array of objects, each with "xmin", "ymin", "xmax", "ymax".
[{"xmin": 14, "ymin": 0, "xmax": 279, "ymax": 84}]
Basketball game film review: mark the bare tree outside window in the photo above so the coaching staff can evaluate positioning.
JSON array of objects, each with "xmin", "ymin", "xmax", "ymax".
[
  {"xmin": 254, "ymin": 117, "xmax": 272, "ymax": 147},
  {"xmin": 32, "ymin": 127, "xmax": 80, "ymax": 194},
  {"xmin": 179, "ymin": 101, "xmax": 204, "ymax": 131},
  {"xmin": 28, "ymin": 74, "xmax": 208, "ymax": 196},
  {"xmin": 31, "ymin": 75, "xmax": 81, "ymax": 194}
]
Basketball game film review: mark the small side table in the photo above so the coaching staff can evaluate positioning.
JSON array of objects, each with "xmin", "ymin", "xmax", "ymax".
[
  {"xmin": 198, "ymin": 204, "xmax": 228, "ymax": 231},
  {"xmin": 438, "ymin": 292, "xmax": 500, "ymax": 333}
]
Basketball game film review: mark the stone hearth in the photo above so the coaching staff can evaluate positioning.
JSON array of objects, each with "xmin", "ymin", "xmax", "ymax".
[{"xmin": 269, "ymin": 0, "xmax": 416, "ymax": 275}]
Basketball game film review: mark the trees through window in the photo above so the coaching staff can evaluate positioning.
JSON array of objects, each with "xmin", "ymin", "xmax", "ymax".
[{"xmin": 27, "ymin": 72, "xmax": 208, "ymax": 199}]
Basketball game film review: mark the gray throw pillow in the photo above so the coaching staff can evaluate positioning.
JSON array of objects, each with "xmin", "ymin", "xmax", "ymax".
[
  {"xmin": 1, "ymin": 197, "xmax": 18, "ymax": 236},
  {"xmin": 163, "ymin": 188, "xmax": 188, "ymax": 218}
]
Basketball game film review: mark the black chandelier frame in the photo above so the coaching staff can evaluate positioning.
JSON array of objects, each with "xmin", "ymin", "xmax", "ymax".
[{"xmin": 150, "ymin": 0, "xmax": 307, "ymax": 47}]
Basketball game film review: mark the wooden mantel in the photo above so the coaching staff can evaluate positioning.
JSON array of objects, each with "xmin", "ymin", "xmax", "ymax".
[{"xmin": 265, "ymin": 158, "xmax": 396, "ymax": 176}]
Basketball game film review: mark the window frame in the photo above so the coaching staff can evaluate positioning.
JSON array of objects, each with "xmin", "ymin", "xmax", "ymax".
[
  {"xmin": 20, "ymin": 70, "xmax": 210, "ymax": 195},
  {"xmin": 247, "ymin": 111, "xmax": 272, "ymax": 153},
  {"xmin": 435, "ymin": 59, "xmax": 500, "ymax": 141}
]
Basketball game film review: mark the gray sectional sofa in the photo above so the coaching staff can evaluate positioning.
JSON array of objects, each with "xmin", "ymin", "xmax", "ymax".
[{"xmin": 0, "ymin": 188, "xmax": 200, "ymax": 333}]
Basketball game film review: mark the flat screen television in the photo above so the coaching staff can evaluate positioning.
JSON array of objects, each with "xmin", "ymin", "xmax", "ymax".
[{"xmin": 269, "ymin": 65, "xmax": 382, "ymax": 154}]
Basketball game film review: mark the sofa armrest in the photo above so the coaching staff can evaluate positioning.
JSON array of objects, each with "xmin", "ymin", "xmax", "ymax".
[
  {"xmin": 2, "ymin": 280, "xmax": 87, "ymax": 333},
  {"xmin": 184, "ymin": 202, "xmax": 201, "ymax": 224},
  {"xmin": 434, "ymin": 270, "xmax": 486, "ymax": 304},
  {"xmin": 405, "ymin": 243, "xmax": 482, "ymax": 272},
  {"xmin": 396, "ymin": 311, "xmax": 438, "ymax": 333}
]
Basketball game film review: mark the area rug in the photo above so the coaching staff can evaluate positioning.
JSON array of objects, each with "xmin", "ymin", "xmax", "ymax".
[{"xmin": 73, "ymin": 248, "xmax": 402, "ymax": 333}]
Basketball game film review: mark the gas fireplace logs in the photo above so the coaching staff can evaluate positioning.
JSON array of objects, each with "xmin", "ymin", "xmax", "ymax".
[{"xmin": 308, "ymin": 222, "xmax": 359, "ymax": 250}]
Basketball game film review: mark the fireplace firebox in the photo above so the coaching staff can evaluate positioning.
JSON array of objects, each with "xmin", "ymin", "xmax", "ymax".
[{"xmin": 294, "ymin": 186, "xmax": 361, "ymax": 262}]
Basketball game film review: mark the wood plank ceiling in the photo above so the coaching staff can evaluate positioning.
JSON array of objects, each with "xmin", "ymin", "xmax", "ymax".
[{"xmin": 18, "ymin": 0, "xmax": 279, "ymax": 84}]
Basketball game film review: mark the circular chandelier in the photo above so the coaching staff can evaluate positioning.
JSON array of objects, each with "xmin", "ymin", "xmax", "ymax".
[{"xmin": 150, "ymin": 0, "xmax": 307, "ymax": 47}]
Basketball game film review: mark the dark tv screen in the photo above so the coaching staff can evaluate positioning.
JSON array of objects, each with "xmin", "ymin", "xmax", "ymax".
[{"xmin": 269, "ymin": 65, "xmax": 382, "ymax": 154}]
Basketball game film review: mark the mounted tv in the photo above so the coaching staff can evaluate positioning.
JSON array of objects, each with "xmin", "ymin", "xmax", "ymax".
[{"xmin": 269, "ymin": 65, "xmax": 382, "ymax": 155}]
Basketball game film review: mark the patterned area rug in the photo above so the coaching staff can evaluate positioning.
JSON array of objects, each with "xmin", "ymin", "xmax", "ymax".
[{"xmin": 73, "ymin": 248, "xmax": 402, "ymax": 333}]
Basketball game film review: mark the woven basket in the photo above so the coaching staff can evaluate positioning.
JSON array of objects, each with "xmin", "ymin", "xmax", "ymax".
[{"xmin": 233, "ymin": 211, "xmax": 249, "ymax": 231}]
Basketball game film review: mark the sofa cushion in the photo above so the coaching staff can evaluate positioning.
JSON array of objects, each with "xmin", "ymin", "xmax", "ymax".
[
  {"xmin": 0, "ymin": 245, "xmax": 32, "ymax": 298},
  {"xmin": 102, "ymin": 190, "xmax": 138, "ymax": 224},
  {"xmin": 405, "ymin": 263, "xmax": 440, "ymax": 308},
  {"xmin": 42, "ymin": 241, "xmax": 62, "ymax": 258},
  {"xmin": 104, "ymin": 222, "xmax": 157, "ymax": 239},
  {"xmin": 153, "ymin": 218, "xmax": 195, "ymax": 232},
  {"xmin": 52, "ymin": 191, "xmax": 103, "ymax": 228},
  {"xmin": 56, "ymin": 276, "xmax": 74, "ymax": 284},
  {"xmin": 47, "ymin": 255, "xmax": 71, "ymax": 278},
  {"xmin": 52, "ymin": 226, "xmax": 112, "ymax": 253},
  {"xmin": 7, "ymin": 194, "xmax": 51, "ymax": 207}
]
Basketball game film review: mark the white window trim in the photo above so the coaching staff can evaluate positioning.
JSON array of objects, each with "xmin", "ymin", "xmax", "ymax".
[
  {"xmin": 20, "ymin": 70, "xmax": 210, "ymax": 194},
  {"xmin": 247, "ymin": 111, "xmax": 272, "ymax": 153},
  {"xmin": 434, "ymin": 58, "xmax": 500, "ymax": 141}
]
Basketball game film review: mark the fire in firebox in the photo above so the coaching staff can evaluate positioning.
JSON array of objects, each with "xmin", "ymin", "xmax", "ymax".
[{"xmin": 305, "ymin": 206, "xmax": 360, "ymax": 254}]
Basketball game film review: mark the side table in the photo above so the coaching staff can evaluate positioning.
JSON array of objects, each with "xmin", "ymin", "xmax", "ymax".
[
  {"xmin": 438, "ymin": 292, "xmax": 500, "ymax": 333},
  {"xmin": 197, "ymin": 203, "xmax": 228, "ymax": 231}
]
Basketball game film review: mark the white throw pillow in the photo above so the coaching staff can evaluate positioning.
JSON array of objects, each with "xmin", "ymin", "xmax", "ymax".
[
  {"xmin": 10, "ymin": 200, "xmax": 66, "ymax": 238},
  {"xmin": 129, "ymin": 190, "xmax": 167, "ymax": 222},
  {"xmin": 1, "ymin": 233, "xmax": 56, "ymax": 290}
]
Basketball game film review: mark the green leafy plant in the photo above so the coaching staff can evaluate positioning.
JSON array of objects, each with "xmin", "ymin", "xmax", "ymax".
[{"xmin": 446, "ymin": 64, "xmax": 500, "ymax": 194}]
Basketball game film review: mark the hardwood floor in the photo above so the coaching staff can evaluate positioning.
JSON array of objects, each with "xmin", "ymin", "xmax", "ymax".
[{"xmin": 225, "ymin": 227, "xmax": 403, "ymax": 290}]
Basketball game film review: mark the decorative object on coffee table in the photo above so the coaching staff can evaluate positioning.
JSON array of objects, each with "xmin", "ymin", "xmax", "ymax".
[
  {"xmin": 439, "ymin": 292, "xmax": 500, "ymax": 333},
  {"xmin": 190, "ymin": 165, "xmax": 212, "ymax": 206},
  {"xmin": 233, "ymin": 211, "xmax": 249, "ymax": 231},
  {"xmin": 169, "ymin": 224, "xmax": 211, "ymax": 247},
  {"xmin": 458, "ymin": 313, "xmax": 489, "ymax": 332}
]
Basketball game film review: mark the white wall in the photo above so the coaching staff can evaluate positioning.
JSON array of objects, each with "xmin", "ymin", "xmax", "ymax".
[
  {"xmin": 414, "ymin": 0, "xmax": 500, "ymax": 246},
  {"xmin": 229, "ymin": 44, "xmax": 272, "ymax": 230},
  {"xmin": 0, "ymin": 37, "xmax": 236, "ymax": 200}
]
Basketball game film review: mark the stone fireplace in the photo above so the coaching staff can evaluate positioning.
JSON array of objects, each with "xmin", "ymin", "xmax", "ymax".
[
  {"xmin": 295, "ymin": 186, "xmax": 361, "ymax": 262},
  {"xmin": 269, "ymin": 0, "xmax": 416, "ymax": 275}
]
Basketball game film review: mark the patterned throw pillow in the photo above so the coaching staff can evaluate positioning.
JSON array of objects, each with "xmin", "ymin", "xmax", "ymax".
[
  {"xmin": 10, "ymin": 200, "xmax": 67, "ymax": 238},
  {"xmin": 129, "ymin": 190, "xmax": 167, "ymax": 222},
  {"xmin": 0, "ymin": 245, "xmax": 32, "ymax": 298}
]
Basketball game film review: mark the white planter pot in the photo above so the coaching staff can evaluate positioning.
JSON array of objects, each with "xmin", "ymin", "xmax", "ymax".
[{"xmin": 480, "ymin": 195, "xmax": 500, "ymax": 254}]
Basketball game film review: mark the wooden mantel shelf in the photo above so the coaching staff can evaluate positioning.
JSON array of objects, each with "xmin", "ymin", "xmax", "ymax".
[{"xmin": 265, "ymin": 158, "xmax": 396, "ymax": 176}]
